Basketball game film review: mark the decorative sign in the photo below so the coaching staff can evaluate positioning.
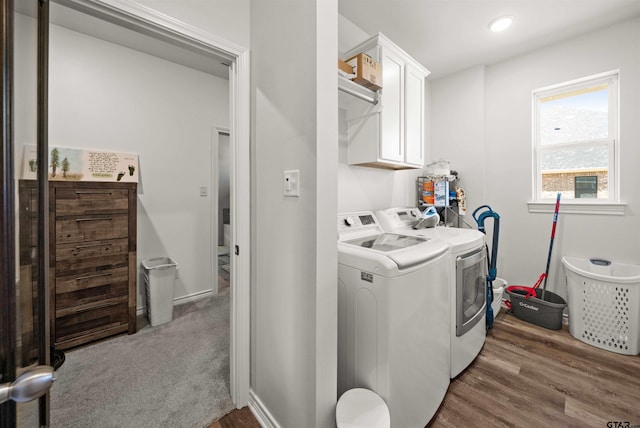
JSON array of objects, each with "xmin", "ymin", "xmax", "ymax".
[{"xmin": 22, "ymin": 145, "xmax": 139, "ymax": 183}]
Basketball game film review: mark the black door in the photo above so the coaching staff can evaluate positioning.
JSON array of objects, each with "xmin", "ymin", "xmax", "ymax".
[{"xmin": 1, "ymin": 0, "xmax": 55, "ymax": 426}]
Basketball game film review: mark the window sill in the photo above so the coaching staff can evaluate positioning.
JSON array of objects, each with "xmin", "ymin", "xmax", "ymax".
[{"xmin": 527, "ymin": 201, "xmax": 626, "ymax": 215}]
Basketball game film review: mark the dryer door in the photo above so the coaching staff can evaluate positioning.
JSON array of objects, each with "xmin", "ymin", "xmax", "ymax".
[{"xmin": 455, "ymin": 248, "xmax": 487, "ymax": 337}]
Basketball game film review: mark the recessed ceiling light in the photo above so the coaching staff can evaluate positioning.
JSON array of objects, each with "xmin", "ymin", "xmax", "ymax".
[{"xmin": 489, "ymin": 15, "xmax": 513, "ymax": 32}]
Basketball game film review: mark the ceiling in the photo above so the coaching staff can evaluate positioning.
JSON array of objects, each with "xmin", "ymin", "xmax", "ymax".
[
  {"xmin": 338, "ymin": 0, "xmax": 640, "ymax": 79},
  {"xmin": 17, "ymin": 1, "xmax": 640, "ymax": 81}
]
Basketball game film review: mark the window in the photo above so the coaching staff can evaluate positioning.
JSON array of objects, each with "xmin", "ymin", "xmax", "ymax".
[{"xmin": 532, "ymin": 71, "xmax": 619, "ymax": 205}]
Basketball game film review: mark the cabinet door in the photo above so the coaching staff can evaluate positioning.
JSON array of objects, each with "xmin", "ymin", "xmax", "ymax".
[
  {"xmin": 405, "ymin": 63, "xmax": 425, "ymax": 166},
  {"xmin": 379, "ymin": 47, "xmax": 404, "ymax": 163}
]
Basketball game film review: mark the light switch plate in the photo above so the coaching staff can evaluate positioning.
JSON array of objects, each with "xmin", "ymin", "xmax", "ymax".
[
  {"xmin": 199, "ymin": 186, "xmax": 208, "ymax": 197},
  {"xmin": 283, "ymin": 170, "xmax": 300, "ymax": 197}
]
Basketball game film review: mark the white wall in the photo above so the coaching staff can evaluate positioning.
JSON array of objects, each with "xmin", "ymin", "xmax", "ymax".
[
  {"xmin": 430, "ymin": 65, "xmax": 486, "ymax": 217},
  {"xmin": 250, "ymin": 0, "xmax": 338, "ymax": 426},
  {"xmin": 45, "ymin": 22, "xmax": 229, "ymax": 308},
  {"xmin": 132, "ymin": 0, "xmax": 250, "ymax": 49},
  {"xmin": 14, "ymin": 14, "xmax": 38, "ymax": 150},
  {"xmin": 337, "ymin": 15, "xmax": 428, "ymax": 214},
  {"xmin": 14, "ymin": 14, "xmax": 38, "ymax": 269},
  {"xmin": 431, "ymin": 17, "xmax": 640, "ymax": 298}
]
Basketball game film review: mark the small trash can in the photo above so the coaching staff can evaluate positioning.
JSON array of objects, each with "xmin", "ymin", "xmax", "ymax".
[
  {"xmin": 492, "ymin": 277, "xmax": 507, "ymax": 316},
  {"xmin": 142, "ymin": 257, "xmax": 177, "ymax": 327}
]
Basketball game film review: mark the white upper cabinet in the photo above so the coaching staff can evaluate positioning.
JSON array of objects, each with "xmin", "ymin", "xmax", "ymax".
[
  {"xmin": 341, "ymin": 33, "xmax": 430, "ymax": 170},
  {"xmin": 404, "ymin": 62, "xmax": 426, "ymax": 166}
]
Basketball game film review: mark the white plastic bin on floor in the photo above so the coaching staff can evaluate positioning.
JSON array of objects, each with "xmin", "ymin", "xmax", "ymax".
[
  {"xmin": 142, "ymin": 257, "xmax": 177, "ymax": 327},
  {"xmin": 492, "ymin": 277, "xmax": 507, "ymax": 316},
  {"xmin": 562, "ymin": 256, "xmax": 640, "ymax": 355}
]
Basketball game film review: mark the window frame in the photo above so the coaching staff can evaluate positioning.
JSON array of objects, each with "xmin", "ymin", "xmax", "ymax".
[{"xmin": 530, "ymin": 70, "xmax": 622, "ymax": 214}]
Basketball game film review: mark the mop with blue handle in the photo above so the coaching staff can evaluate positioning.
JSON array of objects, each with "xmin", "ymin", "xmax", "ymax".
[{"xmin": 473, "ymin": 205, "xmax": 500, "ymax": 330}]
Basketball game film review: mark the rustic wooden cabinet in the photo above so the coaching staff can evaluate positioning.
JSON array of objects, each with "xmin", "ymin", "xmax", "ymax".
[{"xmin": 19, "ymin": 180, "xmax": 137, "ymax": 351}]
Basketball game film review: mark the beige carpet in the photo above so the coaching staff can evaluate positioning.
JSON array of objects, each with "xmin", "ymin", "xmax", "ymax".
[{"xmin": 50, "ymin": 290, "xmax": 234, "ymax": 427}]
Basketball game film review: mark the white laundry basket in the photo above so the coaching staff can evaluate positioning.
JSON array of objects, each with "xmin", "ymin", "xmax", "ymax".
[{"xmin": 562, "ymin": 256, "xmax": 640, "ymax": 355}]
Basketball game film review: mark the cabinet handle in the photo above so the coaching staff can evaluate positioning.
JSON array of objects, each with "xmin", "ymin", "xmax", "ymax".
[
  {"xmin": 75, "ymin": 242, "xmax": 112, "ymax": 250},
  {"xmin": 75, "ymin": 217, "xmax": 112, "ymax": 222},
  {"xmin": 73, "ymin": 301, "xmax": 115, "ymax": 313},
  {"xmin": 76, "ymin": 272, "xmax": 112, "ymax": 281},
  {"xmin": 75, "ymin": 191, "xmax": 113, "ymax": 195}
]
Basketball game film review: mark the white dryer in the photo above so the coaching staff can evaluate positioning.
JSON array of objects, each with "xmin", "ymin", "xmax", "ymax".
[
  {"xmin": 376, "ymin": 207, "xmax": 487, "ymax": 378},
  {"xmin": 337, "ymin": 212, "xmax": 450, "ymax": 427}
]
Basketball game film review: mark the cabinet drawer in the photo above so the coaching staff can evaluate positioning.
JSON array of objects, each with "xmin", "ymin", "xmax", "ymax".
[
  {"xmin": 55, "ymin": 187, "xmax": 129, "ymax": 216},
  {"xmin": 56, "ymin": 214, "xmax": 128, "ymax": 244},
  {"xmin": 55, "ymin": 239, "xmax": 129, "ymax": 275},
  {"xmin": 56, "ymin": 266, "xmax": 129, "ymax": 310},
  {"xmin": 55, "ymin": 300, "xmax": 129, "ymax": 344}
]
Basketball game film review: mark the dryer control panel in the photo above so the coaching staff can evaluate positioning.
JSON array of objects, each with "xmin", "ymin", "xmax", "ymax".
[{"xmin": 376, "ymin": 207, "xmax": 422, "ymax": 232}]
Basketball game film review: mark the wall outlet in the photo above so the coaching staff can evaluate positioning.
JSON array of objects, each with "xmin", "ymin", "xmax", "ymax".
[{"xmin": 283, "ymin": 170, "xmax": 300, "ymax": 197}]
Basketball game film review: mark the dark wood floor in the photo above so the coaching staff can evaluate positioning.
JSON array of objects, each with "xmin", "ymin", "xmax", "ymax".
[
  {"xmin": 211, "ymin": 310, "xmax": 640, "ymax": 427},
  {"xmin": 210, "ymin": 406, "xmax": 260, "ymax": 428},
  {"xmin": 430, "ymin": 311, "xmax": 640, "ymax": 427}
]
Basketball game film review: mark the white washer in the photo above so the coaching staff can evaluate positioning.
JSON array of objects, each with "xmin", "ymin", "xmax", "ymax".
[
  {"xmin": 337, "ymin": 212, "xmax": 450, "ymax": 427},
  {"xmin": 376, "ymin": 207, "xmax": 487, "ymax": 378}
]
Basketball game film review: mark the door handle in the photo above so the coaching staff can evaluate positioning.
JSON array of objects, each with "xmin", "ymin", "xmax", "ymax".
[{"xmin": 0, "ymin": 366, "xmax": 56, "ymax": 404}]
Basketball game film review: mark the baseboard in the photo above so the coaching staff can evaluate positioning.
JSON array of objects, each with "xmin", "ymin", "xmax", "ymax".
[
  {"xmin": 249, "ymin": 389, "xmax": 281, "ymax": 428},
  {"xmin": 136, "ymin": 289, "xmax": 215, "ymax": 316}
]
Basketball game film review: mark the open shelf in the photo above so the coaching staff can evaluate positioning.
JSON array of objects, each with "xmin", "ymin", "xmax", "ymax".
[{"xmin": 338, "ymin": 74, "xmax": 378, "ymax": 105}]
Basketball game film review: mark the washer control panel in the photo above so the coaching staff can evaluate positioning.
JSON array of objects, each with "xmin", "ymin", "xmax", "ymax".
[{"xmin": 337, "ymin": 212, "xmax": 383, "ymax": 239}]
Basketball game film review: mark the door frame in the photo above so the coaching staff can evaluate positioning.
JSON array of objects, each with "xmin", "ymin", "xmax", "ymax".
[
  {"xmin": 52, "ymin": 0, "xmax": 251, "ymax": 407},
  {"xmin": 0, "ymin": 1, "xmax": 17, "ymax": 426},
  {"xmin": 1, "ymin": 0, "xmax": 52, "ymax": 425}
]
